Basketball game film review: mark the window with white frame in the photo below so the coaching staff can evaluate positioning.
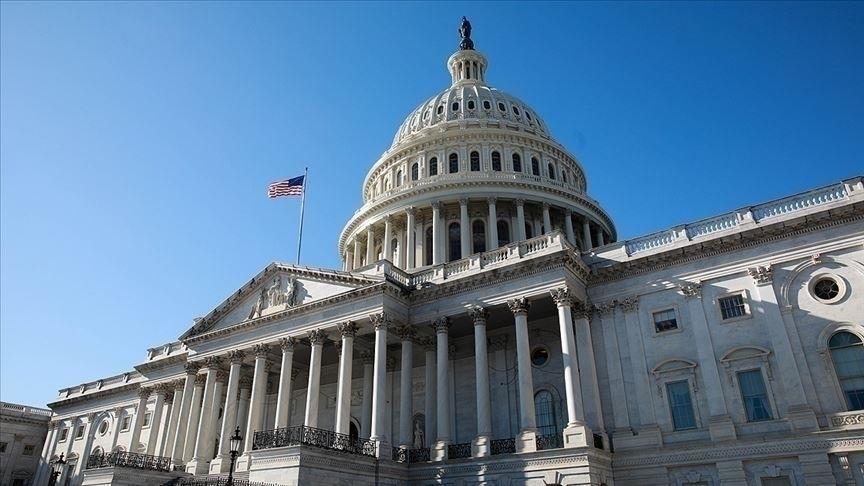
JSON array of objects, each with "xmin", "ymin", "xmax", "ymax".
[
  {"xmin": 143, "ymin": 412, "xmax": 152, "ymax": 428},
  {"xmin": 534, "ymin": 390, "xmax": 558, "ymax": 437},
  {"xmin": 665, "ymin": 380, "xmax": 697, "ymax": 430},
  {"xmin": 653, "ymin": 309, "xmax": 678, "ymax": 332},
  {"xmin": 828, "ymin": 331, "xmax": 864, "ymax": 410},
  {"xmin": 58, "ymin": 428, "xmax": 69, "ymax": 442},
  {"xmin": 120, "ymin": 416, "xmax": 131, "ymax": 432},
  {"xmin": 718, "ymin": 293, "xmax": 747, "ymax": 320},
  {"xmin": 737, "ymin": 370, "xmax": 773, "ymax": 421}
]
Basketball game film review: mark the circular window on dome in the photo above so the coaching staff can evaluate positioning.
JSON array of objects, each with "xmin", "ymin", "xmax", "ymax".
[
  {"xmin": 437, "ymin": 105, "xmax": 444, "ymax": 115},
  {"xmin": 483, "ymin": 100, "xmax": 491, "ymax": 110},
  {"xmin": 531, "ymin": 347, "xmax": 549, "ymax": 367},
  {"xmin": 498, "ymin": 102, "xmax": 506, "ymax": 112},
  {"xmin": 809, "ymin": 274, "xmax": 846, "ymax": 304},
  {"xmin": 98, "ymin": 419, "xmax": 109, "ymax": 436},
  {"xmin": 467, "ymin": 100, "xmax": 475, "ymax": 110}
]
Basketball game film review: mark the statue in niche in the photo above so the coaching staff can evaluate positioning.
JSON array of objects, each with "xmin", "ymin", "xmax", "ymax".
[
  {"xmin": 413, "ymin": 418, "xmax": 425, "ymax": 449},
  {"xmin": 248, "ymin": 287, "xmax": 267, "ymax": 319}
]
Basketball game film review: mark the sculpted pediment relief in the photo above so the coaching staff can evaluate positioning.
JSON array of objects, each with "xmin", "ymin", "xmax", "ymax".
[{"xmin": 180, "ymin": 263, "xmax": 381, "ymax": 340}]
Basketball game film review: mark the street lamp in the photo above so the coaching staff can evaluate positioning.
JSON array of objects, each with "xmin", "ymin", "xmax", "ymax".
[
  {"xmin": 227, "ymin": 426, "xmax": 243, "ymax": 486},
  {"xmin": 48, "ymin": 453, "xmax": 66, "ymax": 486}
]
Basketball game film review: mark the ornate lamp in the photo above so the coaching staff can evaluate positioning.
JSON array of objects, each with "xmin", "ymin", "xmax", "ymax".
[
  {"xmin": 48, "ymin": 453, "xmax": 66, "ymax": 486},
  {"xmin": 227, "ymin": 426, "xmax": 243, "ymax": 486}
]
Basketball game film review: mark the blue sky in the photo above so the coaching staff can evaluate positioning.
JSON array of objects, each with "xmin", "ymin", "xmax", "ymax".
[{"xmin": 1, "ymin": 2, "xmax": 862, "ymax": 407}]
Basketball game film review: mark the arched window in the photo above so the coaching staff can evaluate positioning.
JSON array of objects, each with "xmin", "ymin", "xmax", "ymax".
[
  {"xmin": 448, "ymin": 222, "xmax": 461, "ymax": 261},
  {"xmin": 411, "ymin": 163, "xmax": 419, "ymax": 181},
  {"xmin": 91, "ymin": 446, "xmax": 104, "ymax": 457},
  {"xmin": 472, "ymin": 220, "xmax": 486, "ymax": 254},
  {"xmin": 525, "ymin": 222, "xmax": 534, "ymax": 239},
  {"xmin": 349, "ymin": 422, "xmax": 359, "ymax": 441},
  {"xmin": 534, "ymin": 390, "xmax": 558, "ymax": 437},
  {"xmin": 512, "ymin": 153, "xmax": 522, "ymax": 172},
  {"xmin": 548, "ymin": 163, "xmax": 555, "ymax": 180},
  {"xmin": 424, "ymin": 226, "xmax": 433, "ymax": 266},
  {"xmin": 391, "ymin": 238, "xmax": 399, "ymax": 263},
  {"xmin": 449, "ymin": 153, "xmax": 459, "ymax": 173},
  {"xmin": 531, "ymin": 157, "xmax": 540, "ymax": 176},
  {"xmin": 470, "ymin": 151, "xmax": 480, "ymax": 171},
  {"xmin": 429, "ymin": 157, "xmax": 438, "ymax": 176},
  {"xmin": 491, "ymin": 151, "xmax": 502, "ymax": 171},
  {"xmin": 562, "ymin": 170, "xmax": 568, "ymax": 183},
  {"xmin": 497, "ymin": 220, "xmax": 511, "ymax": 246},
  {"xmin": 396, "ymin": 170, "xmax": 403, "ymax": 187},
  {"xmin": 829, "ymin": 331, "xmax": 864, "ymax": 410}
]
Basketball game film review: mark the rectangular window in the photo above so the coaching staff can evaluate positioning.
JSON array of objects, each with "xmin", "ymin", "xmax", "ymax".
[
  {"xmin": 75, "ymin": 425, "xmax": 85, "ymax": 439},
  {"xmin": 653, "ymin": 309, "xmax": 678, "ymax": 332},
  {"xmin": 666, "ymin": 380, "xmax": 696, "ymax": 430},
  {"xmin": 120, "ymin": 416, "xmax": 131, "ymax": 432},
  {"xmin": 0, "ymin": 441, "xmax": 7, "ymax": 453},
  {"xmin": 142, "ymin": 412, "xmax": 152, "ymax": 428},
  {"xmin": 718, "ymin": 294, "xmax": 747, "ymax": 320},
  {"xmin": 738, "ymin": 370, "xmax": 773, "ymax": 421},
  {"xmin": 22, "ymin": 444, "xmax": 35, "ymax": 455},
  {"xmin": 58, "ymin": 428, "xmax": 69, "ymax": 442}
]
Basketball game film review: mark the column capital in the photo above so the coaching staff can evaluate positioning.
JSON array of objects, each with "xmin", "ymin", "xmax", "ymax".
[
  {"xmin": 487, "ymin": 197, "xmax": 497, "ymax": 205},
  {"xmin": 394, "ymin": 325, "xmax": 416, "ymax": 341},
  {"xmin": 291, "ymin": 368, "xmax": 300, "ymax": 380},
  {"xmin": 215, "ymin": 370, "xmax": 229, "ymax": 384},
  {"xmin": 592, "ymin": 300, "xmax": 616, "ymax": 316},
  {"xmin": 747, "ymin": 265, "xmax": 773, "ymax": 285},
  {"xmin": 431, "ymin": 201, "xmax": 441, "ymax": 210},
  {"xmin": 459, "ymin": 197, "xmax": 469, "ymax": 206},
  {"xmin": 565, "ymin": 208, "xmax": 573, "ymax": 216},
  {"xmin": 155, "ymin": 382, "xmax": 174, "ymax": 396},
  {"xmin": 308, "ymin": 329, "xmax": 327, "ymax": 346},
  {"xmin": 239, "ymin": 376, "xmax": 254, "ymax": 389},
  {"xmin": 164, "ymin": 390, "xmax": 175, "ymax": 403},
  {"xmin": 184, "ymin": 362, "xmax": 201, "ymax": 375},
  {"xmin": 194, "ymin": 374, "xmax": 207, "ymax": 386},
  {"xmin": 549, "ymin": 287, "xmax": 572, "ymax": 307},
  {"xmin": 337, "ymin": 321, "xmax": 358, "ymax": 338},
  {"xmin": 87, "ymin": 412, "xmax": 98, "ymax": 422},
  {"xmin": 469, "ymin": 306, "xmax": 489, "ymax": 324},
  {"xmin": 507, "ymin": 297, "xmax": 531, "ymax": 315},
  {"xmin": 227, "ymin": 349, "xmax": 246, "ymax": 364},
  {"xmin": 542, "ymin": 202, "xmax": 550, "ymax": 210},
  {"xmin": 279, "ymin": 337, "xmax": 296, "ymax": 352},
  {"xmin": 679, "ymin": 282, "xmax": 703, "ymax": 299},
  {"xmin": 419, "ymin": 337, "xmax": 435, "ymax": 351},
  {"xmin": 405, "ymin": 206, "xmax": 416, "ymax": 216},
  {"xmin": 515, "ymin": 198, "xmax": 525, "ymax": 207},
  {"xmin": 573, "ymin": 300, "xmax": 592, "ymax": 321},
  {"xmin": 386, "ymin": 356, "xmax": 398, "ymax": 373},
  {"xmin": 488, "ymin": 335, "xmax": 508, "ymax": 351},
  {"xmin": 432, "ymin": 316, "xmax": 450, "ymax": 334},
  {"xmin": 202, "ymin": 356, "xmax": 223, "ymax": 370},
  {"xmin": 360, "ymin": 350, "xmax": 375, "ymax": 365},
  {"xmin": 137, "ymin": 387, "xmax": 151, "ymax": 400},
  {"xmin": 253, "ymin": 343, "xmax": 271, "ymax": 358},
  {"xmin": 334, "ymin": 340, "xmax": 343, "ymax": 357},
  {"xmin": 369, "ymin": 312, "xmax": 390, "ymax": 330},
  {"xmin": 113, "ymin": 406, "xmax": 125, "ymax": 417},
  {"xmin": 618, "ymin": 296, "xmax": 639, "ymax": 313}
]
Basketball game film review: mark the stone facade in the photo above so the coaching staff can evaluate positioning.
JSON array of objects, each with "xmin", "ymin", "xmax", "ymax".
[
  {"xmin": 0, "ymin": 402, "xmax": 51, "ymax": 486},
  {"xmin": 35, "ymin": 20, "xmax": 864, "ymax": 486}
]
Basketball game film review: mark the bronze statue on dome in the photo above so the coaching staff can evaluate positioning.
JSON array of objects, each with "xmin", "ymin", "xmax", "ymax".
[{"xmin": 459, "ymin": 16, "xmax": 474, "ymax": 51}]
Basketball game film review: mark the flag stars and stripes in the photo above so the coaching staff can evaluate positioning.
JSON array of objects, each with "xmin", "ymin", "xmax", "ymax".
[{"xmin": 267, "ymin": 175, "xmax": 305, "ymax": 198}]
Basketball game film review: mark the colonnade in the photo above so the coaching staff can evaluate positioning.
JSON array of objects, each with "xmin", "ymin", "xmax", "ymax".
[{"xmin": 344, "ymin": 198, "xmax": 610, "ymax": 271}]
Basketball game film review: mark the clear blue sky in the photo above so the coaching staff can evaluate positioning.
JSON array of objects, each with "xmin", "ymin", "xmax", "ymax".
[{"xmin": 1, "ymin": 2, "xmax": 862, "ymax": 407}]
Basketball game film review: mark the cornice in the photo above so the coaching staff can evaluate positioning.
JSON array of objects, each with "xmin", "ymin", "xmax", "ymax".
[
  {"xmin": 47, "ymin": 382, "xmax": 141, "ymax": 409},
  {"xmin": 133, "ymin": 353, "xmax": 188, "ymax": 373}
]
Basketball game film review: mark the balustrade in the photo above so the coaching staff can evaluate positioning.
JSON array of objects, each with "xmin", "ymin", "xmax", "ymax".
[
  {"xmin": 535, "ymin": 433, "xmax": 563, "ymax": 450},
  {"xmin": 85, "ymin": 451, "xmax": 172, "ymax": 472},
  {"xmin": 490, "ymin": 437, "xmax": 516, "ymax": 455},
  {"xmin": 252, "ymin": 425, "xmax": 376, "ymax": 458},
  {"xmin": 447, "ymin": 442, "xmax": 472, "ymax": 459}
]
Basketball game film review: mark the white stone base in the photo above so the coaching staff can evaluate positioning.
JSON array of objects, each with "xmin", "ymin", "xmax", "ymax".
[
  {"xmin": 471, "ymin": 435, "xmax": 490, "ymax": 457},
  {"xmin": 184, "ymin": 458, "xmax": 209, "ymax": 475},
  {"xmin": 562, "ymin": 423, "xmax": 592, "ymax": 448},
  {"xmin": 708, "ymin": 414, "xmax": 737, "ymax": 442},
  {"xmin": 234, "ymin": 452, "xmax": 251, "ymax": 472},
  {"xmin": 432, "ymin": 440, "xmax": 449, "ymax": 461},
  {"xmin": 81, "ymin": 466, "xmax": 186, "ymax": 486},
  {"xmin": 787, "ymin": 404, "xmax": 819, "ymax": 432},
  {"xmin": 515, "ymin": 429, "xmax": 537, "ymax": 453},
  {"xmin": 613, "ymin": 425, "xmax": 662, "ymax": 450}
]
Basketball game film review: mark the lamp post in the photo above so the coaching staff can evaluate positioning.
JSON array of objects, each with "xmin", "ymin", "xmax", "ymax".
[
  {"xmin": 227, "ymin": 426, "xmax": 243, "ymax": 486},
  {"xmin": 48, "ymin": 453, "xmax": 66, "ymax": 486}
]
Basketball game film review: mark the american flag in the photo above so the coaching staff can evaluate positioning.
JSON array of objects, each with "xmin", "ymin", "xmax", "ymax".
[{"xmin": 267, "ymin": 175, "xmax": 305, "ymax": 198}]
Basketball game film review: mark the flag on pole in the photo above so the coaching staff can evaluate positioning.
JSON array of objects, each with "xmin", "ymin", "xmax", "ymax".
[{"xmin": 267, "ymin": 175, "xmax": 305, "ymax": 198}]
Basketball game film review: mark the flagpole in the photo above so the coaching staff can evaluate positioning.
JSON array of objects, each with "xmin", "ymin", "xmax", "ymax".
[{"xmin": 296, "ymin": 167, "xmax": 308, "ymax": 265}]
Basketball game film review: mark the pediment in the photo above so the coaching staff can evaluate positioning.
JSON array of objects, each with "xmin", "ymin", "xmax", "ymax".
[{"xmin": 180, "ymin": 263, "xmax": 382, "ymax": 340}]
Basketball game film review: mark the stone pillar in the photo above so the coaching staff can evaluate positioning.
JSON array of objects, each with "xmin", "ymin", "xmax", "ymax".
[
  {"xmin": 383, "ymin": 216, "xmax": 393, "ymax": 262},
  {"xmin": 564, "ymin": 210, "xmax": 576, "ymax": 246},
  {"xmin": 432, "ymin": 202, "xmax": 443, "ymax": 265},
  {"xmin": 487, "ymin": 198, "xmax": 499, "ymax": 250},
  {"xmin": 366, "ymin": 225, "xmax": 375, "ymax": 264},
  {"xmin": 360, "ymin": 352, "xmax": 374, "ymax": 438},
  {"xmin": 213, "ymin": 350, "xmax": 244, "ymax": 472},
  {"xmin": 550, "ymin": 288, "xmax": 592, "ymax": 448},
  {"xmin": 57, "ymin": 419, "xmax": 77, "ymax": 486},
  {"xmin": 304, "ymin": 330, "xmax": 326, "ymax": 428},
  {"xmin": 459, "ymin": 198, "xmax": 470, "ymax": 257},
  {"xmin": 236, "ymin": 379, "xmax": 252, "ymax": 453},
  {"xmin": 160, "ymin": 382, "xmax": 183, "ymax": 457},
  {"xmin": 542, "ymin": 203, "xmax": 552, "ymax": 234},
  {"xmin": 145, "ymin": 385, "xmax": 168, "ymax": 456},
  {"xmin": 800, "ymin": 452, "xmax": 837, "ymax": 485},
  {"xmin": 172, "ymin": 362, "xmax": 200, "ymax": 464},
  {"xmin": 241, "ymin": 344, "xmax": 270, "ymax": 462},
  {"xmin": 129, "ymin": 388, "xmax": 151, "ymax": 454},
  {"xmin": 595, "ymin": 227, "xmax": 605, "ymax": 246},
  {"xmin": 508, "ymin": 297, "xmax": 537, "ymax": 452},
  {"xmin": 423, "ymin": 340, "xmax": 436, "ymax": 449},
  {"xmin": 618, "ymin": 297, "xmax": 661, "ymax": 446},
  {"xmin": 109, "ymin": 407, "xmax": 124, "ymax": 453},
  {"xmin": 369, "ymin": 313, "xmax": 390, "ymax": 458},
  {"xmin": 716, "ymin": 460, "xmax": 748, "ymax": 486},
  {"xmin": 433, "ymin": 317, "xmax": 451, "ymax": 460},
  {"xmin": 595, "ymin": 302, "xmax": 630, "ymax": 434},
  {"xmin": 516, "ymin": 199, "xmax": 527, "ymax": 241},
  {"xmin": 582, "ymin": 219, "xmax": 593, "ymax": 250},
  {"xmin": 748, "ymin": 266, "xmax": 818, "ymax": 431},
  {"xmin": 74, "ymin": 413, "xmax": 98, "ymax": 479},
  {"xmin": 470, "ymin": 307, "xmax": 493, "ymax": 457},
  {"xmin": 405, "ymin": 207, "xmax": 416, "ymax": 269},
  {"xmin": 335, "ymin": 322, "xmax": 358, "ymax": 435},
  {"xmin": 34, "ymin": 422, "xmax": 58, "ymax": 486},
  {"xmin": 680, "ymin": 283, "xmax": 736, "ymax": 441},
  {"xmin": 182, "ymin": 375, "xmax": 206, "ymax": 462},
  {"xmin": 189, "ymin": 356, "xmax": 222, "ymax": 473},
  {"xmin": 275, "ymin": 338, "xmax": 295, "ymax": 429},
  {"xmin": 396, "ymin": 326, "xmax": 416, "ymax": 447},
  {"xmin": 353, "ymin": 238, "xmax": 362, "ymax": 269},
  {"xmin": 573, "ymin": 301, "xmax": 605, "ymax": 437}
]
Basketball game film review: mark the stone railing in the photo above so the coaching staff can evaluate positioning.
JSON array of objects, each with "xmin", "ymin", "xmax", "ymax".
[
  {"xmin": 85, "ymin": 451, "xmax": 172, "ymax": 472},
  {"xmin": 171, "ymin": 478, "xmax": 282, "ymax": 486},
  {"xmin": 490, "ymin": 437, "xmax": 516, "ymax": 455},
  {"xmin": 0, "ymin": 402, "xmax": 52, "ymax": 417},
  {"xmin": 447, "ymin": 442, "xmax": 472, "ymax": 459},
  {"xmin": 535, "ymin": 433, "xmax": 563, "ymax": 451},
  {"xmin": 252, "ymin": 425, "xmax": 376, "ymax": 458},
  {"xmin": 752, "ymin": 183, "xmax": 847, "ymax": 221},
  {"xmin": 827, "ymin": 411, "xmax": 864, "ymax": 430}
]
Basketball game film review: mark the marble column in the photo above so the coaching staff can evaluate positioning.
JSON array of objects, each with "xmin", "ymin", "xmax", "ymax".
[
  {"xmin": 360, "ymin": 352, "xmax": 374, "ymax": 438},
  {"xmin": 515, "ymin": 199, "xmax": 527, "ymax": 241},
  {"xmin": 573, "ymin": 301, "xmax": 605, "ymax": 437},
  {"xmin": 109, "ymin": 407, "xmax": 124, "ymax": 453},
  {"xmin": 487, "ymin": 198, "xmax": 499, "ymax": 250},
  {"xmin": 242, "ymin": 344, "xmax": 270, "ymax": 458},
  {"xmin": 542, "ymin": 203, "xmax": 551, "ymax": 234},
  {"xmin": 304, "ymin": 330, "xmax": 326, "ymax": 428},
  {"xmin": 353, "ymin": 239, "xmax": 362, "ymax": 269},
  {"xmin": 595, "ymin": 302, "xmax": 630, "ymax": 433},
  {"xmin": 564, "ymin": 210, "xmax": 576, "ymax": 246},
  {"xmin": 423, "ymin": 340, "xmax": 436, "ymax": 450},
  {"xmin": 405, "ymin": 207, "xmax": 416, "ymax": 269},
  {"xmin": 34, "ymin": 422, "xmax": 57, "ymax": 486},
  {"xmin": 171, "ymin": 362, "xmax": 200, "ymax": 464},
  {"xmin": 550, "ymin": 288, "xmax": 591, "ymax": 448},
  {"xmin": 370, "ymin": 313, "xmax": 390, "ymax": 458},
  {"xmin": 432, "ymin": 202, "xmax": 443, "ymax": 265},
  {"xmin": 582, "ymin": 219, "xmax": 593, "ymax": 251},
  {"xmin": 275, "ymin": 338, "xmax": 295, "ymax": 429},
  {"xmin": 159, "ymin": 382, "xmax": 183, "ymax": 457},
  {"xmin": 145, "ymin": 385, "xmax": 168, "ymax": 456},
  {"xmin": 74, "ymin": 413, "xmax": 98, "ymax": 479},
  {"xmin": 57, "ymin": 419, "xmax": 77, "ymax": 486},
  {"xmin": 618, "ymin": 297, "xmax": 660, "ymax": 447},
  {"xmin": 508, "ymin": 297, "xmax": 537, "ymax": 452},
  {"xmin": 433, "ymin": 317, "xmax": 451, "ymax": 460},
  {"xmin": 213, "ymin": 350, "xmax": 244, "ymax": 472},
  {"xmin": 366, "ymin": 225, "xmax": 376, "ymax": 264},
  {"xmin": 595, "ymin": 227, "xmax": 605, "ymax": 246},
  {"xmin": 396, "ymin": 326, "xmax": 416, "ymax": 447},
  {"xmin": 470, "ymin": 307, "xmax": 492, "ymax": 457},
  {"xmin": 335, "ymin": 322, "xmax": 358, "ymax": 435},
  {"xmin": 182, "ymin": 378, "xmax": 205, "ymax": 462},
  {"xmin": 128, "ymin": 388, "xmax": 151, "ymax": 453},
  {"xmin": 459, "ymin": 198, "xmax": 470, "ymax": 257},
  {"xmin": 383, "ymin": 216, "xmax": 393, "ymax": 262},
  {"xmin": 235, "ymin": 378, "xmax": 252, "ymax": 453},
  {"xmin": 190, "ymin": 356, "xmax": 222, "ymax": 473}
]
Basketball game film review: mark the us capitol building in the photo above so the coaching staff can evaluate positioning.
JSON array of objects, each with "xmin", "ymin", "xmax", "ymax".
[{"xmin": 33, "ymin": 19, "xmax": 864, "ymax": 486}]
